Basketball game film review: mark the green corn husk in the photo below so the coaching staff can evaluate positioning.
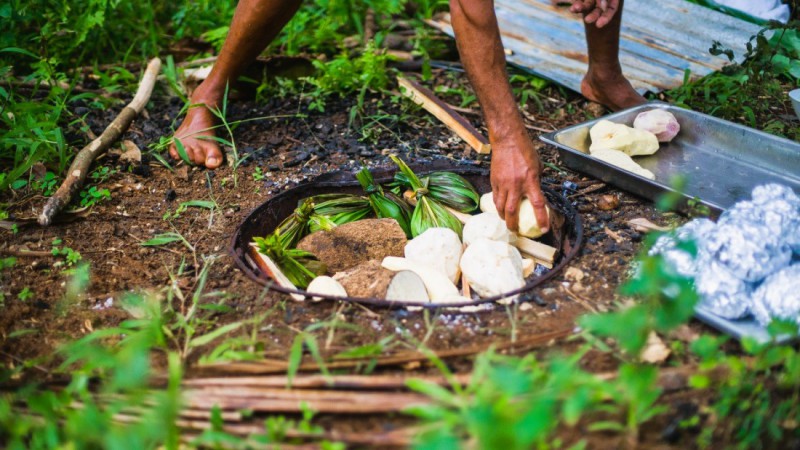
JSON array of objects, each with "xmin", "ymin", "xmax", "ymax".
[
  {"xmin": 391, "ymin": 170, "xmax": 479, "ymax": 213},
  {"xmin": 356, "ymin": 167, "xmax": 412, "ymax": 237},
  {"xmin": 253, "ymin": 232, "xmax": 327, "ymax": 288},
  {"xmin": 389, "ymin": 155, "xmax": 463, "ymax": 237}
]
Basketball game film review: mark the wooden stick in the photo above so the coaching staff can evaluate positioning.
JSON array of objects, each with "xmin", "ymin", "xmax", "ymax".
[
  {"xmin": 183, "ymin": 373, "xmax": 471, "ymax": 390},
  {"xmin": 397, "ymin": 76, "xmax": 491, "ymax": 154},
  {"xmin": 39, "ymin": 58, "xmax": 161, "ymax": 226},
  {"xmin": 197, "ymin": 328, "xmax": 573, "ymax": 375},
  {"xmin": 513, "ymin": 236, "xmax": 556, "ymax": 265},
  {"xmin": 181, "ymin": 389, "xmax": 429, "ymax": 414}
]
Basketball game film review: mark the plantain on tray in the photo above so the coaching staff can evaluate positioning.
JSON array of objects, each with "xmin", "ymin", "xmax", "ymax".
[
  {"xmin": 389, "ymin": 155, "xmax": 463, "ymax": 238},
  {"xmin": 356, "ymin": 167, "xmax": 413, "ymax": 237},
  {"xmin": 253, "ymin": 231, "xmax": 327, "ymax": 289},
  {"xmin": 390, "ymin": 165, "xmax": 480, "ymax": 213}
]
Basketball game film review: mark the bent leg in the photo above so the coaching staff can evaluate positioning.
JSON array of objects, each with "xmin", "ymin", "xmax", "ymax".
[
  {"xmin": 170, "ymin": 0, "xmax": 303, "ymax": 168},
  {"xmin": 579, "ymin": 0, "xmax": 646, "ymax": 111}
]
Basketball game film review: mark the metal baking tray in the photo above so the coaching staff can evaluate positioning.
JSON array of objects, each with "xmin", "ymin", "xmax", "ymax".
[
  {"xmin": 541, "ymin": 102, "xmax": 800, "ymax": 344},
  {"xmin": 540, "ymin": 102, "xmax": 800, "ymax": 216}
]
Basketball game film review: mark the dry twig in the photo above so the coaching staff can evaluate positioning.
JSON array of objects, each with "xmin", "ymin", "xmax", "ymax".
[{"xmin": 39, "ymin": 58, "xmax": 161, "ymax": 226}]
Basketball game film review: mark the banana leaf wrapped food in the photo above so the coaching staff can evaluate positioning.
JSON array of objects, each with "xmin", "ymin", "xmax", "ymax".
[
  {"xmin": 275, "ymin": 194, "xmax": 373, "ymax": 247},
  {"xmin": 356, "ymin": 167, "xmax": 412, "ymax": 237},
  {"xmin": 389, "ymin": 155, "xmax": 463, "ymax": 238},
  {"xmin": 390, "ymin": 166, "xmax": 480, "ymax": 213}
]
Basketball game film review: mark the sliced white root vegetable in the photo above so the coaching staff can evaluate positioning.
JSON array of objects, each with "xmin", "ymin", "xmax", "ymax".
[
  {"xmin": 513, "ymin": 236, "xmax": 556, "ymax": 266},
  {"xmin": 590, "ymin": 148, "xmax": 655, "ymax": 180},
  {"xmin": 386, "ymin": 270, "xmax": 430, "ymax": 303},
  {"xmin": 382, "ymin": 256, "xmax": 460, "ymax": 301},
  {"xmin": 462, "ymin": 212, "xmax": 512, "ymax": 246},
  {"xmin": 589, "ymin": 119, "xmax": 659, "ymax": 156},
  {"xmin": 478, "ymin": 192, "xmax": 550, "ymax": 238},
  {"xmin": 249, "ymin": 243, "xmax": 305, "ymax": 301},
  {"xmin": 522, "ymin": 258, "xmax": 535, "ymax": 278},
  {"xmin": 460, "ymin": 239, "xmax": 525, "ymax": 301},
  {"xmin": 404, "ymin": 227, "xmax": 463, "ymax": 284},
  {"xmin": 305, "ymin": 276, "xmax": 348, "ymax": 301}
]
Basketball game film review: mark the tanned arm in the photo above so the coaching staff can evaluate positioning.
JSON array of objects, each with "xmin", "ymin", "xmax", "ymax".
[{"xmin": 449, "ymin": 0, "xmax": 548, "ymax": 232}]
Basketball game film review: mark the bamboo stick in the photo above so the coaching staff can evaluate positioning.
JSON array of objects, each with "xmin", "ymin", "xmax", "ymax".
[{"xmin": 39, "ymin": 58, "xmax": 161, "ymax": 226}]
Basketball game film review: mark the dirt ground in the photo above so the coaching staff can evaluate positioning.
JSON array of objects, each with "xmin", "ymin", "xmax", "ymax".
[{"xmin": 1, "ymin": 66, "xmax": 723, "ymax": 447}]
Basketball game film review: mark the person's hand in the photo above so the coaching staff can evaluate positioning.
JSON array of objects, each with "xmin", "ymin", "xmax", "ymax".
[
  {"xmin": 490, "ymin": 133, "xmax": 549, "ymax": 234},
  {"xmin": 570, "ymin": 0, "xmax": 620, "ymax": 28}
]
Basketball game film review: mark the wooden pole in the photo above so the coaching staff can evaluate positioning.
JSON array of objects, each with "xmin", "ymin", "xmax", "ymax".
[{"xmin": 39, "ymin": 58, "xmax": 161, "ymax": 226}]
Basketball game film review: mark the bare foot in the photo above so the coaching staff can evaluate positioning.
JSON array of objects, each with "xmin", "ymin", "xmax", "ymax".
[
  {"xmin": 169, "ymin": 89, "xmax": 224, "ymax": 169},
  {"xmin": 581, "ymin": 70, "xmax": 646, "ymax": 112}
]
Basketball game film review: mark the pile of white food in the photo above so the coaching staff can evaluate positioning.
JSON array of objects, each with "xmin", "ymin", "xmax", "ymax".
[
  {"xmin": 376, "ymin": 193, "xmax": 549, "ymax": 306},
  {"xmin": 303, "ymin": 193, "xmax": 553, "ymax": 306},
  {"xmin": 588, "ymin": 109, "xmax": 680, "ymax": 180}
]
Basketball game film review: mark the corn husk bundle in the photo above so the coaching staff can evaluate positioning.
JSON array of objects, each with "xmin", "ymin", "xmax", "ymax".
[
  {"xmin": 356, "ymin": 167, "xmax": 412, "ymax": 237},
  {"xmin": 253, "ymin": 232, "xmax": 327, "ymax": 288},
  {"xmin": 389, "ymin": 155, "xmax": 463, "ymax": 238},
  {"xmin": 276, "ymin": 194, "xmax": 373, "ymax": 247},
  {"xmin": 390, "ymin": 167, "xmax": 479, "ymax": 213}
]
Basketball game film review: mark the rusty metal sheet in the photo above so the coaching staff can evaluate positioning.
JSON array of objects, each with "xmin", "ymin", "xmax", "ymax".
[{"xmin": 429, "ymin": 0, "xmax": 764, "ymax": 94}]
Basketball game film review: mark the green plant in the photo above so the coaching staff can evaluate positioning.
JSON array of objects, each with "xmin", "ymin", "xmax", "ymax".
[
  {"xmin": 51, "ymin": 237, "xmax": 82, "ymax": 267},
  {"xmin": 79, "ymin": 185, "xmax": 111, "ymax": 207},
  {"xmin": 16, "ymin": 286, "xmax": 32, "ymax": 301}
]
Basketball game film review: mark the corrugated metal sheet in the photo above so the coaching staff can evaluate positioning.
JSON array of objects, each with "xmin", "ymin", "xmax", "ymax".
[{"xmin": 430, "ymin": 0, "xmax": 763, "ymax": 94}]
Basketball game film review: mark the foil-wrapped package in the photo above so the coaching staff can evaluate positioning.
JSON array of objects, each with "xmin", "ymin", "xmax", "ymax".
[
  {"xmin": 724, "ymin": 184, "xmax": 800, "ymax": 253},
  {"xmin": 705, "ymin": 221, "xmax": 792, "ymax": 283},
  {"xmin": 750, "ymin": 264, "xmax": 800, "ymax": 327},
  {"xmin": 751, "ymin": 183, "xmax": 800, "ymax": 205},
  {"xmin": 694, "ymin": 262, "xmax": 751, "ymax": 319},
  {"xmin": 648, "ymin": 218, "xmax": 716, "ymax": 278}
]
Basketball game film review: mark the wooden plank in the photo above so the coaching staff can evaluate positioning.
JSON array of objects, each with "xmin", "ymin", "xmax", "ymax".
[{"xmin": 397, "ymin": 76, "xmax": 491, "ymax": 154}]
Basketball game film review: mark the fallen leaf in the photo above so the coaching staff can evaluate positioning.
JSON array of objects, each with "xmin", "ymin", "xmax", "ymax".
[
  {"xmin": 565, "ymin": 267, "xmax": 585, "ymax": 282},
  {"xmin": 597, "ymin": 194, "xmax": 619, "ymax": 210},
  {"xmin": 174, "ymin": 164, "xmax": 190, "ymax": 181},
  {"xmin": 641, "ymin": 332, "xmax": 671, "ymax": 364},
  {"xmin": 627, "ymin": 218, "xmax": 670, "ymax": 233},
  {"xmin": 604, "ymin": 226, "xmax": 625, "ymax": 244},
  {"xmin": 120, "ymin": 140, "xmax": 142, "ymax": 164}
]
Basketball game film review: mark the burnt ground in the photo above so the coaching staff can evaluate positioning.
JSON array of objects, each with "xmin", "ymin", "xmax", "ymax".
[{"xmin": 1, "ymin": 66, "xmax": 729, "ymax": 447}]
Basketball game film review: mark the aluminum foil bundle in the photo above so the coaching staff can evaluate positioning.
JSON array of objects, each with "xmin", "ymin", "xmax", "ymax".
[
  {"xmin": 704, "ymin": 221, "xmax": 792, "ymax": 283},
  {"xmin": 722, "ymin": 184, "xmax": 800, "ymax": 253},
  {"xmin": 694, "ymin": 261, "xmax": 751, "ymax": 319},
  {"xmin": 750, "ymin": 264, "xmax": 800, "ymax": 327},
  {"xmin": 648, "ymin": 218, "xmax": 716, "ymax": 278}
]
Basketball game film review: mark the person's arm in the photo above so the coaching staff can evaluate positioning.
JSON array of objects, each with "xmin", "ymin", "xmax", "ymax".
[{"xmin": 449, "ymin": 0, "xmax": 548, "ymax": 232}]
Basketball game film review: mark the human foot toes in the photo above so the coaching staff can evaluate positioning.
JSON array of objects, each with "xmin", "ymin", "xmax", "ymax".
[
  {"xmin": 581, "ymin": 72, "xmax": 646, "ymax": 112},
  {"xmin": 169, "ymin": 103, "xmax": 224, "ymax": 169}
]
